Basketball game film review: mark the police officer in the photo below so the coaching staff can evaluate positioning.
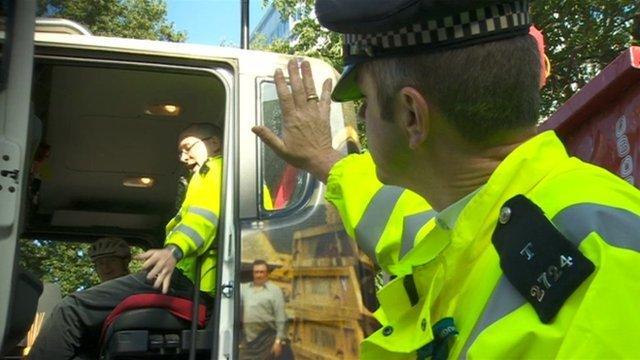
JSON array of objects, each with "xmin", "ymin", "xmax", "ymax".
[
  {"xmin": 30, "ymin": 123, "xmax": 222, "ymax": 359},
  {"xmin": 324, "ymin": 25, "xmax": 550, "ymax": 279},
  {"xmin": 253, "ymin": 0, "xmax": 640, "ymax": 358}
]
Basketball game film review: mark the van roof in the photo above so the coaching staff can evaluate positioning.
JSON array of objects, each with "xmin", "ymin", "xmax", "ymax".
[
  {"xmin": 35, "ymin": 18, "xmax": 92, "ymax": 36},
  {"xmin": 33, "ymin": 29, "xmax": 332, "ymax": 73}
]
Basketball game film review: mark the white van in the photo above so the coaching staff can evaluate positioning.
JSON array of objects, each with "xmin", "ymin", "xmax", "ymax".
[{"xmin": 0, "ymin": 2, "xmax": 374, "ymax": 359}]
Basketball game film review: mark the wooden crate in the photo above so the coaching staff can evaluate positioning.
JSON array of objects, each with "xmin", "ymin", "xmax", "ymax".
[
  {"xmin": 292, "ymin": 224, "xmax": 373, "ymax": 268},
  {"xmin": 288, "ymin": 223, "xmax": 379, "ymax": 359},
  {"xmin": 289, "ymin": 266, "xmax": 366, "ymax": 321},
  {"xmin": 290, "ymin": 319, "xmax": 364, "ymax": 360},
  {"xmin": 292, "ymin": 224, "xmax": 355, "ymax": 267}
]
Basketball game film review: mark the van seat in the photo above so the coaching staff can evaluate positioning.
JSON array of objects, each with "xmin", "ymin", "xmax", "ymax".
[
  {"xmin": 99, "ymin": 294, "xmax": 211, "ymax": 359},
  {"xmin": 3, "ymin": 267, "xmax": 43, "ymax": 354}
]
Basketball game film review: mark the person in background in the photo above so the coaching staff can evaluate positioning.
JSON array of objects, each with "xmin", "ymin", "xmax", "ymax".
[
  {"xmin": 88, "ymin": 236, "xmax": 131, "ymax": 283},
  {"xmin": 240, "ymin": 259, "xmax": 286, "ymax": 360}
]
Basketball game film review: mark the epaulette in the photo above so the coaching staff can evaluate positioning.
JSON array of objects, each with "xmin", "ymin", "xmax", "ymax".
[
  {"xmin": 491, "ymin": 195, "xmax": 595, "ymax": 323},
  {"xmin": 199, "ymin": 163, "xmax": 210, "ymax": 176}
]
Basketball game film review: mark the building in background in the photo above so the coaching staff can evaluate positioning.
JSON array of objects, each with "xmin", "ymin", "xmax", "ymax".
[{"xmin": 250, "ymin": 4, "xmax": 306, "ymax": 46}]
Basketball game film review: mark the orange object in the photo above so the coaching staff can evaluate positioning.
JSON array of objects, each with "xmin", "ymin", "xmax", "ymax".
[{"xmin": 529, "ymin": 25, "xmax": 550, "ymax": 88}]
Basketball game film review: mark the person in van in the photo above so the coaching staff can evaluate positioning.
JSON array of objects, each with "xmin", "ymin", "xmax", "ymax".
[
  {"xmin": 88, "ymin": 236, "xmax": 131, "ymax": 283},
  {"xmin": 29, "ymin": 123, "xmax": 223, "ymax": 359}
]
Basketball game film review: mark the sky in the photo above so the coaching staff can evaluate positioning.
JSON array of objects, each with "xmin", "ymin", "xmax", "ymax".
[{"xmin": 166, "ymin": 0, "xmax": 269, "ymax": 47}]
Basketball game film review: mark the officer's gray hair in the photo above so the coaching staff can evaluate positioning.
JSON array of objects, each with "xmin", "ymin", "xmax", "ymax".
[
  {"xmin": 179, "ymin": 123, "xmax": 224, "ymax": 143},
  {"xmin": 179, "ymin": 122, "xmax": 224, "ymax": 156},
  {"xmin": 362, "ymin": 35, "xmax": 541, "ymax": 145}
]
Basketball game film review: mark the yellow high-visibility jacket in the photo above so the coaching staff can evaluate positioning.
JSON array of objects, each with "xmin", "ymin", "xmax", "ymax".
[
  {"xmin": 328, "ymin": 132, "xmax": 640, "ymax": 358},
  {"xmin": 165, "ymin": 156, "xmax": 222, "ymax": 295},
  {"xmin": 326, "ymin": 152, "xmax": 434, "ymax": 276}
]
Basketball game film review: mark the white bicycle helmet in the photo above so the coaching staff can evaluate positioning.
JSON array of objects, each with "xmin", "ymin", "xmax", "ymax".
[{"xmin": 88, "ymin": 237, "xmax": 131, "ymax": 262}]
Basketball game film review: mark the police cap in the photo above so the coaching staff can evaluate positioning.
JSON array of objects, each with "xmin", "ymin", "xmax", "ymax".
[{"xmin": 315, "ymin": 0, "xmax": 534, "ymax": 101}]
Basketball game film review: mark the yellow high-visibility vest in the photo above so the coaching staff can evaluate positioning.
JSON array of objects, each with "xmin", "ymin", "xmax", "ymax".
[
  {"xmin": 329, "ymin": 132, "xmax": 640, "ymax": 358},
  {"xmin": 165, "ymin": 156, "xmax": 222, "ymax": 295},
  {"xmin": 326, "ymin": 152, "xmax": 434, "ymax": 276}
]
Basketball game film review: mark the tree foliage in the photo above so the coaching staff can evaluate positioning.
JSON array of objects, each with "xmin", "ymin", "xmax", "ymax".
[
  {"xmin": 37, "ymin": 0, "xmax": 186, "ymax": 42},
  {"xmin": 253, "ymin": 0, "xmax": 342, "ymax": 69},
  {"xmin": 19, "ymin": 240, "xmax": 99, "ymax": 295},
  {"xmin": 532, "ymin": 0, "xmax": 638, "ymax": 117},
  {"xmin": 259, "ymin": 0, "xmax": 639, "ymax": 119},
  {"xmin": 19, "ymin": 240, "xmax": 144, "ymax": 296}
]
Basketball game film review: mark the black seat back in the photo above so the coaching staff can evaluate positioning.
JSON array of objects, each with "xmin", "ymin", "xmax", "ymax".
[{"xmin": 3, "ymin": 266, "xmax": 43, "ymax": 354}]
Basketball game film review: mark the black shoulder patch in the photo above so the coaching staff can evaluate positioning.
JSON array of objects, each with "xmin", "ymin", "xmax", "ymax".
[
  {"xmin": 491, "ymin": 195, "xmax": 595, "ymax": 323},
  {"xmin": 199, "ymin": 163, "xmax": 210, "ymax": 176}
]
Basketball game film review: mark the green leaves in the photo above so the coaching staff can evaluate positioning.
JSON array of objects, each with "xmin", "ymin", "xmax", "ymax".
[
  {"xmin": 253, "ymin": 0, "xmax": 343, "ymax": 69},
  {"xmin": 37, "ymin": 0, "xmax": 186, "ymax": 42},
  {"xmin": 20, "ymin": 240, "xmax": 145, "ymax": 295},
  {"xmin": 532, "ymin": 0, "xmax": 638, "ymax": 117},
  {"xmin": 19, "ymin": 240, "xmax": 100, "ymax": 295}
]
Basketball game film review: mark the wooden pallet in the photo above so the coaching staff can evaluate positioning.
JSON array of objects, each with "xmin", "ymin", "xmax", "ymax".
[
  {"xmin": 289, "ymin": 266, "xmax": 366, "ymax": 321},
  {"xmin": 288, "ymin": 223, "xmax": 379, "ymax": 359},
  {"xmin": 292, "ymin": 224, "xmax": 373, "ymax": 268},
  {"xmin": 290, "ymin": 319, "xmax": 364, "ymax": 360}
]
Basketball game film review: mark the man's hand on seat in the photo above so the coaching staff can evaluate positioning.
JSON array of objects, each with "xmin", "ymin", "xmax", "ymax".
[
  {"xmin": 136, "ymin": 249, "xmax": 177, "ymax": 294},
  {"xmin": 252, "ymin": 59, "xmax": 344, "ymax": 183}
]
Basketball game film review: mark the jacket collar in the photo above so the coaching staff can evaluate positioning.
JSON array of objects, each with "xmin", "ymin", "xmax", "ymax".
[
  {"xmin": 401, "ymin": 131, "xmax": 569, "ymax": 267},
  {"xmin": 435, "ymin": 187, "xmax": 483, "ymax": 231}
]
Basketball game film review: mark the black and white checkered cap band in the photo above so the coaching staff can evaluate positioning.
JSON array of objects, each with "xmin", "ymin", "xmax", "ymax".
[{"xmin": 344, "ymin": 1, "xmax": 531, "ymax": 58}]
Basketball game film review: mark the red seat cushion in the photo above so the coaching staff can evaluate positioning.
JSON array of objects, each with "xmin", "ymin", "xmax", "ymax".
[{"xmin": 101, "ymin": 293, "xmax": 207, "ymax": 342}]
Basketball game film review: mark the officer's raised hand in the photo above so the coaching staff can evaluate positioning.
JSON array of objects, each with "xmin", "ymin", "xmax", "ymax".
[{"xmin": 252, "ymin": 59, "xmax": 344, "ymax": 183}]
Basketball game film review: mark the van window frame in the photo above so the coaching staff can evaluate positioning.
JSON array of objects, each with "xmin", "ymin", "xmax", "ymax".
[
  {"xmin": 0, "ymin": 0, "xmax": 15, "ymax": 91},
  {"xmin": 255, "ymin": 78, "xmax": 315, "ymax": 219}
]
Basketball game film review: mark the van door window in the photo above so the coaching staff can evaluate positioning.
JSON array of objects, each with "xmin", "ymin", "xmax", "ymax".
[
  {"xmin": 259, "ymin": 81, "xmax": 309, "ymax": 212},
  {"xmin": 238, "ymin": 79, "xmax": 378, "ymax": 360}
]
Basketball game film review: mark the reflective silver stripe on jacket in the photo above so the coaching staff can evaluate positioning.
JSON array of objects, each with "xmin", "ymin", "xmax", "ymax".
[
  {"xmin": 188, "ymin": 206, "xmax": 219, "ymax": 226},
  {"xmin": 174, "ymin": 224, "xmax": 206, "ymax": 248},
  {"xmin": 354, "ymin": 186, "xmax": 404, "ymax": 262},
  {"xmin": 461, "ymin": 203, "xmax": 640, "ymax": 357},
  {"xmin": 400, "ymin": 210, "xmax": 437, "ymax": 258}
]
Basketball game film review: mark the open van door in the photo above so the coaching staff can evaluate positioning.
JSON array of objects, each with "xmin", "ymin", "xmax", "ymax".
[{"xmin": 0, "ymin": 0, "xmax": 36, "ymax": 353}]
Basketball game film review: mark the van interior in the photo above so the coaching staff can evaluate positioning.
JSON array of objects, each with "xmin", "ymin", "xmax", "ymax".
[
  {"xmin": 26, "ymin": 59, "xmax": 227, "ymax": 249},
  {"xmin": 2, "ymin": 57, "xmax": 229, "ymax": 357}
]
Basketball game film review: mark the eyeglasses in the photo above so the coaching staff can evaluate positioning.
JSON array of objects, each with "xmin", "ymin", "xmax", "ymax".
[{"xmin": 178, "ymin": 137, "xmax": 212, "ymax": 157}]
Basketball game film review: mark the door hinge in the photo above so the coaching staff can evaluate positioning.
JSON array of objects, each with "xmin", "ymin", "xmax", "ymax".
[
  {"xmin": 0, "ymin": 140, "xmax": 21, "ymax": 227},
  {"xmin": 1, "ymin": 169, "xmax": 19, "ymax": 183}
]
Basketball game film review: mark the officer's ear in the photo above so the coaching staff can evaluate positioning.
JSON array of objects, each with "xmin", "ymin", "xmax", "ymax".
[{"xmin": 398, "ymin": 87, "xmax": 430, "ymax": 150}]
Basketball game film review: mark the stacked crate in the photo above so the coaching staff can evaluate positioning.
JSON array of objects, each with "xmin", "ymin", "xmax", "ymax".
[{"xmin": 288, "ymin": 222, "xmax": 378, "ymax": 359}]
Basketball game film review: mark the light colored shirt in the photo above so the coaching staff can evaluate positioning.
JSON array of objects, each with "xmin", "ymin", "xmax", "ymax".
[
  {"xmin": 435, "ymin": 186, "xmax": 483, "ymax": 230},
  {"xmin": 241, "ymin": 281, "xmax": 286, "ymax": 342}
]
